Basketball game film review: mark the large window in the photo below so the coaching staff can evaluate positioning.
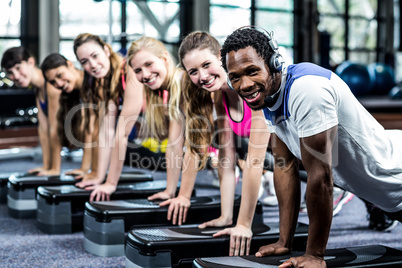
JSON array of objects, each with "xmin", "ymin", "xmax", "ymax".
[
  {"xmin": 1, "ymin": 1, "xmax": 393, "ymax": 79},
  {"xmin": 209, "ymin": 0, "xmax": 251, "ymax": 42},
  {"xmin": 317, "ymin": 0, "xmax": 378, "ymax": 66},
  {"xmin": 254, "ymin": 0, "xmax": 294, "ymax": 64},
  {"xmin": 210, "ymin": 0, "xmax": 294, "ymax": 64},
  {"xmin": 0, "ymin": 0, "xmax": 21, "ymax": 62},
  {"xmin": 59, "ymin": 0, "xmax": 180, "ymax": 64}
]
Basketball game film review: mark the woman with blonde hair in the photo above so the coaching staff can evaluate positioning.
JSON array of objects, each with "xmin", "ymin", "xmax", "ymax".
[{"xmin": 82, "ymin": 36, "xmax": 186, "ymax": 202}]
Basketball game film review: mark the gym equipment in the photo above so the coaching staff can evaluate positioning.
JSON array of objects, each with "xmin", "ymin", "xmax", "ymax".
[
  {"xmin": 83, "ymin": 195, "xmax": 257, "ymax": 257},
  {"xmin": 193, "ymin": 245, "xmax": 402, "ymax": 268},
  {"xmin": 0, "ymin": 115, "xmax": 37, "ymax": 127},
  {"xmin": 388, "ymin": 85, "xmax": 402, "ymax": 99},
  {"xmin": 0, "ymin": 88, "xmax": 36, "ymax": 117},
  {"xmin": 367, "ymin": 63, "xmax": 396, "ymax": 95},
  {"xmin": 0, "ymin": 173, "xmax": 8, "ymax": 204},
  {"xmin": 0, "ymin": 106, "xmax": 38, "ymax": 129},
  {"xmin": 125, "ymin": 144, "xmax": 166, "ymax": 171},
  {"xmin": 7, "ymin": 171, "xmax": 153, "ymax": 219},
  {"xmin": 125, "ymin": 221, "xmax": 308, "ymax": 268},
  {"xmin": 36, "ymin": 180, "xmax": 173, "ymax": 234},
  {"xmin": 335, "ymin": 61, "xmax": 374, "ymax": 96},
  {"xmin": 0, "ymin": 147, "xmax": 41, "ymax": 161},
  {"xmin": 0, "ymin": 172, "xmax": 33, "ymax": 204}
]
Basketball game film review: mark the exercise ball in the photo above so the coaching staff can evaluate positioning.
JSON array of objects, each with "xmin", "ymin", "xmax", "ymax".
[
  {"xmin": 388, "ymin": 85, "xmax": 402, "ymax": 99},
  {"xmin": 367, "ymin": 63, "xmax": 396, "ymax": 95},
  {"xmin": 335, "ymin": 61, "xmax": 374, "ymax": 96}
]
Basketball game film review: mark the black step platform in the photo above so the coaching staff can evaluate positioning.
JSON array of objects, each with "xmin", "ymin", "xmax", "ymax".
[
  {"xmin": 7, "ymin": 171, "xmax": 153, "ymax": 219},
  {"xmin": 0, "ymin": 172, "xmax": 32, "ymax": 204},
  {"xmin": 125, "ymin": 221, "xmax": 308, "ymax": 268},
  {"xmin": 36, "ymin": 180, "xmax": 172, "ymax": 234},
  {"xmin": 84, "ymin": 195, "xmax": 258, "ymax": 257},
  {"xmin": 193, "ymin": 245, "xmax": 402, "ymax": 268}
]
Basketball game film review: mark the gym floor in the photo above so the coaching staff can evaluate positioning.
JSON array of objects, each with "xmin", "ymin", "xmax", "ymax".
[{"xmin": 0, "ymin": 155, "xmax": 401, "ymax": 267}]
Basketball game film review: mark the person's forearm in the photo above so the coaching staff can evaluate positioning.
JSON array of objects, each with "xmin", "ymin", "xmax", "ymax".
[
  {"xmin": 217, "ymin": 145, "xmax": 237, "ymax": 223},
  {"xmin": 80, "ymin": 135, "xmax": 93, "ymax": 172},
  {"xmin": 96, "ymin": 140, "xmax": 113, "ymax": 182},
  {"xmin": 305, "ymin": 173, "xmax": 333, "ymax": 257},
  {"xmin": 104, "ymin": 131, "xmax": 128, "ymax": 186},
  {"xmin": 105, "ymin": 108, "xmax": 140, "ymax": 185},
  {"xmin": 299, "ymin": 127, "xmax": 336, "ymax": 257},
  {"xmin": 96, "ymin": 101, "xmax": 118, "ymax": 182},
  {"xmin": 87, "ymin": 111, "xmax": 99, "ymax": 173},
  {"xmin": 177, "ymin": 151, "xmax": 198, "ymax": 199},
  {"xmin": 275, "ymin": 164, "xmax": 301, "ymax": 249},
  {"xmin": 47, "ymin": 86, "xmax": 62, "ymax": 173},
  {"xmin": 165, "ymin": 143, "xmax": 183, "ymax": 197},
  {"xmin": 48, "ymin": 127, "xmax": 61, "ymax": 172},
  {"xmin": 218, "ymin": 167, "xmax": 236, "ymax": 222},
  {"xmin": 38, "ymin": 123, "xmax": 51, "ymax": 169},
  {"xmin": 95, "ymin": 123, "xmax": 115, "ymax": 182},
  {"xmin": 49, "ymin": 142, "xmax": 62, "ymax": 172},
  {"xmin": 90, "ymin": 145, "xmax": 99, "ymax": 173},
  {"xmin": 235, "ymin": 111, "xmax": 270, "ymax": 229},
  {"xmin": 236, "ymin": 164, "xmax": 263, "ymax": 228}
]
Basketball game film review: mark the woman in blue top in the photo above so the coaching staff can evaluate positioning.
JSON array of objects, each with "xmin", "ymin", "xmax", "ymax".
[{"xmin": 1, "ymin": 47, "xmax": 62, "ymax": 176}]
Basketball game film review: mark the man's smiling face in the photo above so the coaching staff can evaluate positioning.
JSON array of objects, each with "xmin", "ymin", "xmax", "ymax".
[{"xmin": 226, "ymin": 46, "xmax": 277, "ymax": 110}]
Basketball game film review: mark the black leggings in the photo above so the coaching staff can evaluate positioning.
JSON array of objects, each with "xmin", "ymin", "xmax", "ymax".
[
  {"xmin": 365, "ymin": 200, "xmax": 402, "ymax": 222},
  {"xmin": 124, "ymin": 141, "xmax": 166, "ymax": 171},
  {"xmin": 233, "ymin": 135, "xmax": 274, "ymax": 171},
  {"xmin": 386, "ymin": 210, "xmax": 402, "ymax": 222}
]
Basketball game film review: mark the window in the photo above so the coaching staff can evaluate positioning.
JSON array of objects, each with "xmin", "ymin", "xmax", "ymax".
[
  {"xmin": 317, "ymin": 0, "xmax": 378, "ymax": 66},
  {"xmin": 59, "ymin": 0, "xmax": 127, "ymax": 63},
  {"xmin": 210, "ymin": 0, "xmax": 294, "ymax": 64},
  {"xmin": 59, "ymin": 0, "xmax": 180, "ymax": 64},
  {"xmin": 0, "ymin": 0, "xmax": 21, "ymax": 63},
  {"xmin": 254, "ymin": 0, "xmax": 294, "ymax": 64},
  {"xmin": 210, "ymin": 0, "xmax": 251, "ymax": 43}
]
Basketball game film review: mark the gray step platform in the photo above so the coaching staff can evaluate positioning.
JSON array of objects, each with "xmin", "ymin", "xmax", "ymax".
[
  {"xmin": 193, "ymin": 245, "xmax": 402, "ymax": 268},
  {"xmin": 0, "ymin": 172, "xmax": 32, "ymax": 204},
  {"xmin": 36, "ymin": 179, "xmax": 171, "ymax": 234},
  {"xmin": 7, "ymin": 171, "xmax": 153, "ymax": 219},
  {"xmin": 83, "ymin": 195, "xmax": 258, "ymax": 257},
  {"xmin": 125, "ymin": 221, "xmax": 308, "ymax": 268}
]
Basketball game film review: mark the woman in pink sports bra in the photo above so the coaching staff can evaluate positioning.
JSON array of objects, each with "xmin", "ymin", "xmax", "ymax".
[
  {"xmin": 221, "ymin": 92, "xmax": 252, "ymax": 137},
  {"xmin": 80, "ymin": 36, "xmax": 186, "ymax": 202},
  {"xmin": 159, "ymin": 31, "xmax": 276, "ymax": 229}
]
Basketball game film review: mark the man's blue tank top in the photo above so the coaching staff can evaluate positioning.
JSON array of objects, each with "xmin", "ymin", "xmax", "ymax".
[
  {"xmin": 39, "ymin": 83, "xmax": 48, "ymax": 117},
  {"xmin": 263, "ymin": 63, "xmax": 332, "ymax": 125}
]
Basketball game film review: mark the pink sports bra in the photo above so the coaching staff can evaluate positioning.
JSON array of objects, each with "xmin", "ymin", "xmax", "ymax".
[{"xmin": 222, "ymin": 92, "xmax": 252, "ymax": 138}]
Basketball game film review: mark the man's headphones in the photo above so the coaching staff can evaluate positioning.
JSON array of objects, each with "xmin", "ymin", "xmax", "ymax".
[
  {"xmin": 226, "ymin": 26, "xmax": 284, "ymax": 91},
  {"xmin": 239, "ymin": 25, "xmax": 284, "ymax": 72}
]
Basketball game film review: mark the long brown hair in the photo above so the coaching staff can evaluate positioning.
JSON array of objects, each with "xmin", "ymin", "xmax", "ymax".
[
  {"xmin": 73, "ymin": 33, "xmax": 124, "ymax": 129},
  {"xmin": 127, "ymin": 36, "xmax": 182, "ymax": 140},
  {"xmin": 40, "ymin": 53, "xmax": 84, "ymax": 148},
  {"xmin": 178, "ymin": 31, "xmax": 221, "ymax": 169}
]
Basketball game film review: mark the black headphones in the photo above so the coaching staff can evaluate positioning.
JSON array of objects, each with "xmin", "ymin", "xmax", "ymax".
[{"xmin": 226, "ymin": 25, "xmax": 284, "ymax": 91}]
